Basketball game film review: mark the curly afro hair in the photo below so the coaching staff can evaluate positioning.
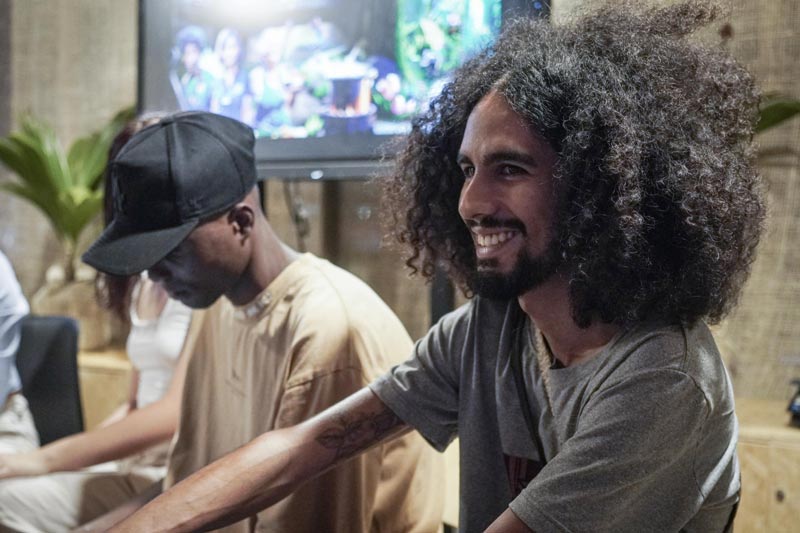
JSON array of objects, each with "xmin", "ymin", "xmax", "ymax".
[{"xmin": 381, "ymin": 1, "xmax": 766, "ymax": 328}]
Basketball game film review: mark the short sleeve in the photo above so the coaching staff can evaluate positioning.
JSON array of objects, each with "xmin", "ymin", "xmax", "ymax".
[
  {"xmin": 0, "ymin": 252, "xmax": 28, "ymax": 360},
  {"xmin": 370, "ymin": 303, "xmax": 471, "ymax": 452},
  {"xmin": 0, "ymin": 252, "xmax": 29, "ymax": 403}
]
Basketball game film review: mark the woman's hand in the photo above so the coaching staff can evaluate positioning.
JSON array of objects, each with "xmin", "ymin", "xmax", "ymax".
[{"xmin": 0, "ymin": 450, "xmax": 49, "ymax": 479}]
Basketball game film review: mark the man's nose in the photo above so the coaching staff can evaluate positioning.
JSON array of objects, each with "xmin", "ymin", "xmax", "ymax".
[{"xmin": 458, "ymin": 172, "xmax": 496, "ymax": 222}]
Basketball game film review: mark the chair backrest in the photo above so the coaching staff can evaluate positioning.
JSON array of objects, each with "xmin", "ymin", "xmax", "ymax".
[{"xmin": 15, "ymin": 315, "xmax": 84, "ymax": 445}]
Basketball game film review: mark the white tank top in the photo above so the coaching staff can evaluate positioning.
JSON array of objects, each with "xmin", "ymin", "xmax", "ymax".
[{"xmin": 126, "ymin": 279, "xmax": 192, "ymax": 408}]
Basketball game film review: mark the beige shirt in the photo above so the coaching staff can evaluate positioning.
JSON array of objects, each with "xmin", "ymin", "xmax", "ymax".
[{"xmin": 166, "ymin": 253, "xmax": 443, "ymax": 533}]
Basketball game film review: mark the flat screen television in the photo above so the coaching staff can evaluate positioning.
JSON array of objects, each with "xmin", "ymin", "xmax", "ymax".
[{"xmin": 138, "ymin": 0, "xmax": 549, "ymax": 180}]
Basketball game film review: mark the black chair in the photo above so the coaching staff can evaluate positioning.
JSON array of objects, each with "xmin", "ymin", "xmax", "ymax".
[{"xmin": 14, "ymin": 314, "xmax": 84, "ymax": 445}]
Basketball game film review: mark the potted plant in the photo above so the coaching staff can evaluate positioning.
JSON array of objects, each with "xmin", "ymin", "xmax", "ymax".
[{"xmin": 0, "ymin": 107, "xmax": 135, "ymax": 349}]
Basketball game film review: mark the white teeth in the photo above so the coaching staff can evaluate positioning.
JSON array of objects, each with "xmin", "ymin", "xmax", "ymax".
[{"xmin": 476, "ymin": 232, "xmax": 515, "ymax": 247}]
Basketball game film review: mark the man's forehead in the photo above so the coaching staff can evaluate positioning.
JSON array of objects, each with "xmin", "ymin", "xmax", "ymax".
[{"xmin": 459, "ymin": 92, "xmax": 554, "ymax": 160}]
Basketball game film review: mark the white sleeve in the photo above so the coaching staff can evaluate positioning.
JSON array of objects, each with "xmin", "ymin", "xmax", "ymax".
[{"xmin": 0, "ymin": 252, "xmax": 30, "ymax": 402}]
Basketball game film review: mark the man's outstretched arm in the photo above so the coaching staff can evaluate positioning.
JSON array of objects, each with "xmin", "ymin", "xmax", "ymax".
[{"xmin": 110, "ymin": 387, "xmax": 409, "ymax": 533}]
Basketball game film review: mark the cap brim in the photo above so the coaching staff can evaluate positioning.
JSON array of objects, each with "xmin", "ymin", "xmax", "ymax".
[{"xmin": 82, "ymin": 218, "xmax": 199, "ymax": 276}]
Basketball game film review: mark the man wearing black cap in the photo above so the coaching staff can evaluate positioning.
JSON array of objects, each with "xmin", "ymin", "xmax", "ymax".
[{"xmin": 78, "ymin": 111, "xmax": 443, "ymax": 533}]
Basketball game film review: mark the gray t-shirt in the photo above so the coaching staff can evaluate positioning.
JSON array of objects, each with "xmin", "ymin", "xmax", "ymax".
[{"xmin": 370, "ymin": 297, "xmax": 739, "ymax": 533}]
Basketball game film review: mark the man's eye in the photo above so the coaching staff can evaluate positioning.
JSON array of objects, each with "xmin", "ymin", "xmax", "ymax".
[
  {"xmin": 500, "ymin": 164, "xmax": 523, "ymax": 176},
  {"xmin": 461, "ymin": 166, "xmax": 475, "ymax": 179}
]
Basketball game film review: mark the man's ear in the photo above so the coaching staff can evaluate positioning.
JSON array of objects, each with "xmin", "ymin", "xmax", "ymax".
[{"xmin": 229, "ymin": 204, "xmax": 255, "ymax": 238}]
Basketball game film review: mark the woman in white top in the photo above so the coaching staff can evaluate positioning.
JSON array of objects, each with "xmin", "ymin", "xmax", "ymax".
[
  {"xmin": 0, "ymin": 274, "xmax": 192, "ymax": 532},
  {"xmin": 0, "ymin": 117, "xmax": 195, "ymax": 532},
  {"xmin": 0, "ymin": 275, "xmax": 191, "ymax": 476}
]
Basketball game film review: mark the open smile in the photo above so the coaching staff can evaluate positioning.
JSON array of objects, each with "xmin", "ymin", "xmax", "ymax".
[{"xmin": 471, "ymin": 229, "xmax": 521, "ymax": 260}]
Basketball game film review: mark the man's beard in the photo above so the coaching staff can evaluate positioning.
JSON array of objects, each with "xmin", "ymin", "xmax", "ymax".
[{"xmin": 468, "ymin": 239, "xmax": 562, "ymax": 300}]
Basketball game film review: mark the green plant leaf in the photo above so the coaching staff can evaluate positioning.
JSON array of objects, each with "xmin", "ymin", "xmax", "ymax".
[
  {"xmin": 58, "ymin": 189, "xmax": 104, "ymax": 242},
  {"xmin": 68, "ymin": 106, "xmax": 135, "ymax": 189},
  {"xmin": 0, "ymin": 134, "xmax": 58, "ymax": 195},
  {"xmin": 0, "ymin": 137, "xmax": 36, "ymax": 181},
  {"xmin": 0, "ymin": 106, "xmax": 135, "ymax": 263},
  {"xmin": 0, "ymin": 182, "xmax": 69, "ymax": 241},
  {"xmin": 756, "ymin": 98, "xmax": 800, "ymax": 133},
  {"xmin": 68, "ymin": 132, "xmax": 108, "ymax": 188},
  {"xmin": 18, "ymin": 116, "xmax": 72, "ymax": 190}
]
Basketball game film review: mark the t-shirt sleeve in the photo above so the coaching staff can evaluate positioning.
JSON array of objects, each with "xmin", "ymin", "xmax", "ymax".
[
  {"xmin": 510, "ymin": 369, "xmax": 711, "ymax": 533},
  {"xmin": 370, "ymin": 304, "xmax": 470, "ymax": 452},
  {"xmin": 0, "ymin": 252, "xmax": 29, "ymax": 403},
  {"xmin": 0, "ymin": 252, "xmax": 28, "ymax": 361}
]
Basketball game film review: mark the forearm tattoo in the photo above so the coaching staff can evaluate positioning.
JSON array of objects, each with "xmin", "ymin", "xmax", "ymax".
[{"xmin": 315, "ymin": 408, "xmax": 403, "ymax": 460}]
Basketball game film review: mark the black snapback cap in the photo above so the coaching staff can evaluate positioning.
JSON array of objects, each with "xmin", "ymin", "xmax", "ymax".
[{"xmin": 82, "ymin": 111, "xmax": 256, "ymax": 276}]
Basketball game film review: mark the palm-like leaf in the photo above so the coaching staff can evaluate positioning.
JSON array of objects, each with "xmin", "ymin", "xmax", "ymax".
[
  {"xmin": 756, "ymin": 95, "xmax": 800, "ymax": 134},
  {"xmin": 69, "ymin": 107, "xmax": 134, "ymax": 189},
  {"xmin": 0, "ymin": 107, "xmax": 135, "ymax": 279}
]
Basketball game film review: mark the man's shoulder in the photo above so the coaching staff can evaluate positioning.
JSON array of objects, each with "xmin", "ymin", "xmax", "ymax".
[
  {"xmin": 282, "ymin": 254, "xmax": 413, "ymax": 353},
  {"xmin": 289, "ymin": 254, "xmax": 376, "ymax": 298},
  {"xmin": 607, "ymin": 320, "xmax": 724, "ymax": 382},
  {"xmin": 286, "ymin": 254, "xmax": 400, "ymax": 322}
]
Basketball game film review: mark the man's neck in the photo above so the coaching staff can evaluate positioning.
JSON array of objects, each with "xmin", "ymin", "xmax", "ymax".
[
  {"xmin": 227, "ymin": 224, "xmax": 299, "ymax": 306},
  {"xmin": 517, "ymin": 274, "xmax": 621, "ymax": 367}
]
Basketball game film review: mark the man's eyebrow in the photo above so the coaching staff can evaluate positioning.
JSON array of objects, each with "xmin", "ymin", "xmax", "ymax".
[
  {"xmin": 456, "ymin": 150, "xmax": 539, "ymax": 168},
  {"xmin": 484, "ymin": 150, "xmax": 539, "ymax": 168}
]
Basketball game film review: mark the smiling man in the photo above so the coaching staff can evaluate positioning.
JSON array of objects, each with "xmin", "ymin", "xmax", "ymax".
[
  {"xmin": 79, "ymin": 111, "xmax": 444, "ymax": 533},
  {"xmin": 111, "ymin": 3, "xmax": 765, "ymax": 532}
]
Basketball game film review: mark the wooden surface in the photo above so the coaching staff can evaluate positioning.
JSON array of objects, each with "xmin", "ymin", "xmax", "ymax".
[
  {"xmin": 736, "ymin": 397, "xmax": 800, "ymax": 533},
  {"xmin": 737, "ymin": 397, "xmax": 798, "ymax": 444},
  {"xmin": 77, "ymin": 347, "xmax": 132, "ymax": 430}
]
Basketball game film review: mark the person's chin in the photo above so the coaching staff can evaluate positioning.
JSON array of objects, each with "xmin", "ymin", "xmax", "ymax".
[
  {"xmin": 476, "ymin": 261, "xmax": 514, "ymax": 275},
  {"xmin": 470, "ymin": 271, "xmax": 523, "ymax": 300},
  {"xmin": 178, "ymin": 291, "xmax": 221, "ymax": 309}
]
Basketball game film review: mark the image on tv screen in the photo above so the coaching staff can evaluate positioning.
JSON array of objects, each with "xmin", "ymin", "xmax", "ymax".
[{"xmin": 161, "ymin": 0, "xmax": 505, "ymax": 140}]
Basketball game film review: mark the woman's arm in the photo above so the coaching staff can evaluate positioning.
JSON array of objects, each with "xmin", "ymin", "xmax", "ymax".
[
  {"xmin": 0, "ymin": 334, "xmax": 191, "ymax": 479},
  {"xmin": 111, "ymin": 387, "xmax": 408, "ymax": 533},
  {"xmin": 97, "ymin": 368, "xmax": 140, "ymax": 429}
]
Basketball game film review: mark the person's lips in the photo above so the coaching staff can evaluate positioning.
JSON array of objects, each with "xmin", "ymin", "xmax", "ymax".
[{"xmin": 471, "ymin": 229, "xmax": 521, "ymax": 260}]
